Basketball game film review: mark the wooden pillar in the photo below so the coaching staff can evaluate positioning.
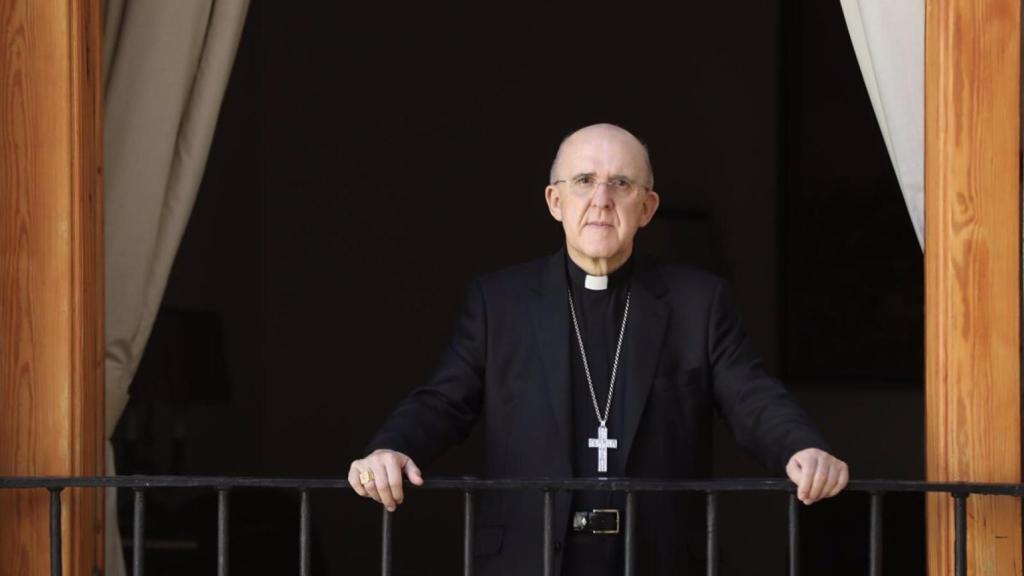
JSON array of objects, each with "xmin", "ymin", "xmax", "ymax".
[
  {"xmin": 925, "ymin": 0, "xmax": 1022, "ymax": 574},
  {"xmin": 0, "ymin": 1, "xmax": 104, "ymax": 575}
]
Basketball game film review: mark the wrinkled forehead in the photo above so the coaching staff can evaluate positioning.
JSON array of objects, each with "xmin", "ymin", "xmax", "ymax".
[{"xmin": 556, "ymin": 133, "xmax": 649, "ymax": 180}]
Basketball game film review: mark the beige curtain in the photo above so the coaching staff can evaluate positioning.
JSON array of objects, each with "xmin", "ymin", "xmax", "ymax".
[
  {"xmin": 840, "ymin": 0, "xmax": 924, "ymax": 248},
  {"xmin": 103, "ymin": 1, "xmax": 249, "ymax": 574}
]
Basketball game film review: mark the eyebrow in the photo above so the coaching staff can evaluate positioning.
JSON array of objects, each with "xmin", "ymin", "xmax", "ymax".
[{"xmin": 570, "ymin": 172, "xmax": 636, "ymax": 181}]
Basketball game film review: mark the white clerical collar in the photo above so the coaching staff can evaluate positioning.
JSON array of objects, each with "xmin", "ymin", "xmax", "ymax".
[{"xmin": 584, "ymin": 275, "xmax": 609, "ymax": 291}]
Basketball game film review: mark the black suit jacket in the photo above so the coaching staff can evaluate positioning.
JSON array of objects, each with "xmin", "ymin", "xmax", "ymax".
[{"xmin": 368, "ymin": 248, "xmax": 827, "ymax": 575}]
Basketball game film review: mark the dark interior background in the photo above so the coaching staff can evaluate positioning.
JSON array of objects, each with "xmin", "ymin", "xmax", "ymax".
[{"xmin": 112, "ymin": 1, "xmax": 925, "ymax": 574}]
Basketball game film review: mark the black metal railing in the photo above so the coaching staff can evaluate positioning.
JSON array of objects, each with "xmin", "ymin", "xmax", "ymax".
[{"xmin": 1, "ymin": 476, "xmax": 1020, "ymax": 576}]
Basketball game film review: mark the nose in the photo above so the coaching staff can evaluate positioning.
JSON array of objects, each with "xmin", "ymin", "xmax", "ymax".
[{"xmin": 590, "ymin": 181, "xmax": 613, "ymax": 208}]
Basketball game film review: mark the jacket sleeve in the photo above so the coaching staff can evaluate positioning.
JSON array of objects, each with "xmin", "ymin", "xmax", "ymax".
[
  {"xmin": 707, "ymin": 279, "xmax": 829, "ymax": 472},
  {"xmin": 365, "ymin": 278, "xmax": 487, "ymax": 466}
]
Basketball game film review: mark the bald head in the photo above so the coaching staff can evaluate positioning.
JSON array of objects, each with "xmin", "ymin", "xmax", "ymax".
[{"xmin": 549, "ymin": 123, "xmax": 654, "ymax": 188}]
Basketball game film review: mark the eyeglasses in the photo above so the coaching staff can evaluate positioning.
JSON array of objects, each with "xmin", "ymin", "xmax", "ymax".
[{"xmin": 551, "ymin": 174, "xmax": 649, "ymax": 198}]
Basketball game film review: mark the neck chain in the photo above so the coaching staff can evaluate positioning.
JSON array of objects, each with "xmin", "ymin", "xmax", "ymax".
[{"xmin": 567, "ymin": 288, "xmax": 632, "ymax": 428}]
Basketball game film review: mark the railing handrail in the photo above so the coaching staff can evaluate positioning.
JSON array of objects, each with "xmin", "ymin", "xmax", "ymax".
[
  {"xmin": 0, "ymin": 474, "xmax": 1003, "ymax": 576},
  {"xmin": 0, "ymin": 475, "xmax": 1021, "ymax": 495}
]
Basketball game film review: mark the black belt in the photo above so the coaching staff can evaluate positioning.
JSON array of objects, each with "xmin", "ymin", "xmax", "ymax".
[{"xmin": 572, "ymin": 509, "xmax": 620, "ymax": 534}]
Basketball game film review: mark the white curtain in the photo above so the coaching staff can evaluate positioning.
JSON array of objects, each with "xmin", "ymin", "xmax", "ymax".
[
  {"xmin": 840, "ymin": 0, "xmax": 925, "ymax": 248},
  {"xmin": 102, "ymin": 1, "xmax": 250, "ymax": 574}
]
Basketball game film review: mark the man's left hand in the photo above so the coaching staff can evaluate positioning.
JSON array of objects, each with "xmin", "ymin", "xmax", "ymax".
[{"xmin": 785, "ymin": 448, "xmax": 849, "ymax": 505}]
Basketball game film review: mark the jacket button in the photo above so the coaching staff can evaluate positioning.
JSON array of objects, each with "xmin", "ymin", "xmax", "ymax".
[{"xmin": 554, "ymin": 541, "xmax": 563, "ymax": 552}]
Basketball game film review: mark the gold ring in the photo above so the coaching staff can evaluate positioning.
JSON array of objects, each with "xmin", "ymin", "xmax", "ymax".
[{"xmin": 359, "ymin": 470, "xmax": 374, "ymax": 485}]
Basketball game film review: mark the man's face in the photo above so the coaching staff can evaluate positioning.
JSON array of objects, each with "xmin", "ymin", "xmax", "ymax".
[{"xmin": 545, "ymin": 127, "xmax": 660, "ymax": 271}]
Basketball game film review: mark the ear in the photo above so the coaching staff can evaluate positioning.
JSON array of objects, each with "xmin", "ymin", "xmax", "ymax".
[
  {"xmin": 545, "ymin": 185, "xmax": 564, "ymax": 222},
  {"xmin": 638, "ymin": 190, "xmax": 660, "ymax": 228}
]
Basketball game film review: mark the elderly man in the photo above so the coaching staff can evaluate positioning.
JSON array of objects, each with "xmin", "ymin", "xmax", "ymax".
[{"xmin": 349, "ymin": 124, "xmax": 848, "ymax": 575}]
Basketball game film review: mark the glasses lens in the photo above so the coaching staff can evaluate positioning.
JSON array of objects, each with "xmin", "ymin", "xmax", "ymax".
[
  {"xmin": 570, "ymin": 176, "xmax": 594, "ymax": 195},
  {"xmin": 567, "ymin": 176, "xmax": 637, "ymax": 196}
]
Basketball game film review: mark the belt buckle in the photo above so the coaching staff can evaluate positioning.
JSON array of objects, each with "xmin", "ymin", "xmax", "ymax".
[{"xmin": 591, "ymin": 508, "xmax": 620, "ymax": 535}]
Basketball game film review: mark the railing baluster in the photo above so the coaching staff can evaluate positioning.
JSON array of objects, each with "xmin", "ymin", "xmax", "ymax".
[
  {"xmin": 133, "ymin": 488, "xmax": 145, "ymax": 576},
  {"xmin": 870, "ymin": 492, "xmax": 883, "ymax": 576},
  {"xmin": 5, "ymin": 476, "xmax": 1020, "ymax": 576},
  {"xmin": 300, "ymin": 489, "xmax": 311, "ymax": 576},
  {"xmin": 49, "ymin": 488, "xmax": 62, "ymax": 576},
  {"xmin": 706, "ymin": 491, "xmax": 718, "ymax": 576},
  {"xmin": 218, "ymin": 489, "xmax": 230, "ymax": 576},
  {"xmin": 381, "ymin": 506, "xmax": 393, "ymax": 576},
  {"xmin": 624, "ymin": 491, "xmax": 636, "ymax": 576},
  {"xmin": 788, "ymin": 493, "xmax": 799, "ymax": 576},
  {"xmin": 543, "ymin": 490, "xmax": 554, "ymax": 576},
  {"xmin": 463, "ymin": 490, "xmax": 474, "ymax": 576},
  {"xmin": 954, "ymin": 493, "xmax": 968, "ymax": 576}
]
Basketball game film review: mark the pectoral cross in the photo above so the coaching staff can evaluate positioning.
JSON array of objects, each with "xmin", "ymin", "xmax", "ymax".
[{"xmin": 588, "ymin": 425, "xmax": 618, "ymax": 473}]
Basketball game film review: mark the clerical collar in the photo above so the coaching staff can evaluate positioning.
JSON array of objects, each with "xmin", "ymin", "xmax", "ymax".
[
  {"xmin": 585, "ymin": 275, "xmax": 608, "ymax": 291},
  {"xmin": 565, "ymin": 253, "xmax": 633, "ymax": 292}
]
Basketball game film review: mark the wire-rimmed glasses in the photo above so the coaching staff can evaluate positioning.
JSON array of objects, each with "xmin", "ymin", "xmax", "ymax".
[{"xmin": 551, "ymin": 174, "xmax": 650, "ymax": 198}]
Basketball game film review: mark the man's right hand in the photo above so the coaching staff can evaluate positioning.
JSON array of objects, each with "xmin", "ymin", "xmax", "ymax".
[{"xmin": 348, "ymin": 449, "xmax": 423, "ymax": 512}]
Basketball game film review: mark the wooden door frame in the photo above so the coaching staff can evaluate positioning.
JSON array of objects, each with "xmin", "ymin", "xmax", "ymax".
[
  {"xmin": 925, "ymin": 0, "xmax": 1022, "ymax": 574},
  {"xmin": 0, "ymin": 1, "xmax": 104, "ymax": 575}
]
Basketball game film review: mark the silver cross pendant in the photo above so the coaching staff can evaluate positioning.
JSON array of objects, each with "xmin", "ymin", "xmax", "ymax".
[{"xmin": 588, "ymin": 425, "xmax": 618, "ymax": 473}]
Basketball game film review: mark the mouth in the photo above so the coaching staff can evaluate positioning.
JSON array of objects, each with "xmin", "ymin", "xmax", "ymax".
[{"xmin": 585, "ymin": 222, "xmax": 614, "ymax": 229}]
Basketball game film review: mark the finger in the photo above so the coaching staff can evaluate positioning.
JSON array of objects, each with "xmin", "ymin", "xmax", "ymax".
[
  {"xmin": 785, "ymin": 457, "xmax": 801, "ymax": 486},
  {"xmin": 371, "ymin": 461, "xmax": 397, "ymax": 511},
  {"xmin": 363, "ymin": 478, "xmax": 382, "ymax": 504},
  {"xmin": 404, "ymin": 457, "xmax": 424, "ymax": 486},
  {"xmin": 799, "ymin": 456, "xmax": 817, "ymax": 503},
  {"xmin": 348, "ymin": 463, "xmax": 368, "ymax": 497},
  {"xmin": 819, "ymin": 460, "xmax": 842, "ymax": 500},
  {"xmin": 808, "ymin": 458, "xmax": 830, "ymax": 503},
  {"xmin": 362, "ymin": 464, "xmax": 383, "ymax": 504},
  {"xmin": 383, "ymin": 456, "xmax": 405, "ymax": 505},
  {"xmin": 829, "ymin": 463, "xmax": 849, "ymax": 497}
]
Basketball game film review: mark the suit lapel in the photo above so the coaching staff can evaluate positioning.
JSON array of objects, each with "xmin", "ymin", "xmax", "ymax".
[
  {"xmin": 620, "ymin": 255, "xmax": 669, "ymax": 470},
  {"xmin": 528, "ymin": 249, "xmax": 573, "ymax": 476}
]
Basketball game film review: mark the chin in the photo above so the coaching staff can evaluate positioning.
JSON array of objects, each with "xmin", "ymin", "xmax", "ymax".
[{"xmin": 576, "ymin": 242, "xmax": 621, "ymax": 260}]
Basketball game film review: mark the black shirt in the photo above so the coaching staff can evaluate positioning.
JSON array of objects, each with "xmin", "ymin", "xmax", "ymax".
[{"xmin": 564, "ymin": 253, "xmax": 633, "ymax": 575}]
